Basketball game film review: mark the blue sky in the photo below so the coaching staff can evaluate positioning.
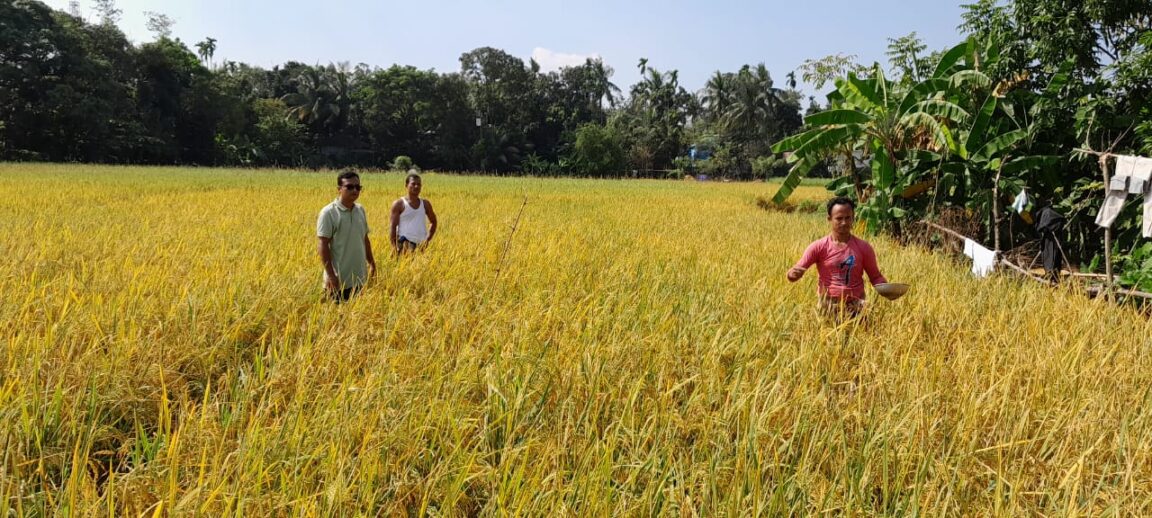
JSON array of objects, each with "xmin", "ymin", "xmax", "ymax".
[{"xmin": 48, "ymin": 0, "xmax": 968, "ymax": 98}]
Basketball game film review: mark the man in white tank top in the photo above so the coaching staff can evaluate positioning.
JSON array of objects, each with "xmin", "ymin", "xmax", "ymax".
[{"xmin": 390, "ymin": 173, "xmax": 438, "ymax": 254}]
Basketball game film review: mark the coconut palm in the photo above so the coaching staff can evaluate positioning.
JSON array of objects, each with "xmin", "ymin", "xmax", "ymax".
[
  {"xmin": 723, "ymin": 64, "xmax": 787, "ymax": 139},
  {"xmin": 194, "ymin": 37, "xmax": 216, "ymax": 67},
  {"xmin": 584, "ymin": 58, "xmax": 621, "ymax": 109},
  {"xmin": 701, "ymin": 71, "xmax": 734, "ymax": 123},
  {"xmin": 280, "ymin": 64, "xmax": 353, "ymax": 129}
]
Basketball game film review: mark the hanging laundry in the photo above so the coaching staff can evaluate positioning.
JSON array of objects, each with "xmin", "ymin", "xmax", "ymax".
[
  {"xmin": 1036, "ymin": 206, "xmax": 1066, "ymax": 277},
  {"xmin": 963, "ymin": 238, "xmax": 997, "ymax": 278},
  {"xmin": 1122, "ymin": 155, "xmax": 1152, "ymax": 236},
  {"xmin": 1096, "ymin": 189, "xmax": 1128, "ymax": 228},
  {"xmin": 1098, "ymin": 154, "xmax": 1152, "ymax": 229},
  {"xmin": 1144, "ymin": 181, "xmax": 1152, "ymax": 238},
  {"xmin": 1130, "ymin": 177, "xmax": 1147, "ymax": 195},
  {"xmin": 1115, "ymin": 155, "xmax": 1140, "ymax": 179},
  {"xmin": 1131, "ymin": 156, "xmax": 1152, "ymax": 182},
  {"xmin": 1096, "ymin": 175, "xmax": 1129, "ymax": 228},
  {"xmin": 1011, "ymin": 188, "xmax": 1029, "ymax": 213}
]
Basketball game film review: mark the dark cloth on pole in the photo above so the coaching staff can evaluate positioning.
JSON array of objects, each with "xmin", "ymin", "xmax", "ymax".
[{"xmin": 1036, "ymin": 206, "xmax": 1066, "ymax": 276}]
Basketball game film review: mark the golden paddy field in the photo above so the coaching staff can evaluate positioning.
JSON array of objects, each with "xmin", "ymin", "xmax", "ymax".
[{"xmin": 2, "ymin": 163, "xmax": 1151, "ymax": 515}]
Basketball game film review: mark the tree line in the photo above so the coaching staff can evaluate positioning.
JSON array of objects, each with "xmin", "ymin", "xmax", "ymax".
[{"xmin": 1, "ymin": 0, "xmax": 804, "ymax": 178}]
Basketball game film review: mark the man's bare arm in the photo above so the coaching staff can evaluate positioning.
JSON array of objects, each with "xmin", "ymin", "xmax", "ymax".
[
  {"xmin": 424, "ymin": 200, "xmax": 438, "ymax": 243},
  {"xmin": 318, "ymin": 236, "xmax": 339, "ymax": 291},
  {"xmin": 389, "ymin": 200, "xmax": 403, "ymax": 251},
  {"xmin": 364, "ymin": 236, "xmax": 376, "ymax": 278}
]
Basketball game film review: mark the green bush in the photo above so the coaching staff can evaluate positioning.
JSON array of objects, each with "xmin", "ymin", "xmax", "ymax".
[
  {"xmin": 521, "ymin": 153, "xmax": 559, "ymax": 176},
  {"xmin": 570, "ymin": 124, "xmax": 626, "ymax": 176},
  {"xmin": 698, "ymin": 146, "xmax": 734, "ymax": 178},
  {"xmin": 391, "ymin": 155, "xmax": 415, "ymax": 171},
  {"xmin": 751, "ymin": 155, "xmax": 787, "ymax": 180}
]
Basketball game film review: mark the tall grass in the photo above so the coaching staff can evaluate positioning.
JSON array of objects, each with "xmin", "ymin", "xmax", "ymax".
[{"xmin": 1, "ymin": 163, "xmax": 1150, "ymax": 515}]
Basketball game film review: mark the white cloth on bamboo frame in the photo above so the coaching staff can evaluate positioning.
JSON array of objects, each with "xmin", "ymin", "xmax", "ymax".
[
  {"xmin": 1117, "ymin": 155, "xmax": 1152, "ymax": 194},
  {"xmin": 1097, "ymin": 156, "xmax": 1136, "ymax": 228},
  {"xmin": 1097, "ymin": 155, "xmax": 1152, "ymax": 231},
  {"xmin": 1096, "ymin": 176, "xmax": 1129, "ymax": 228},
  {"xmin": 963, "ymin": 238, "xmax": 997, "ymax": 278},
  {"xmin": 1144, "ymin": 188, "xmax": 1152, "ymax": 238},
  {"xmin": 1131, "ymin": 157, "xmax": 1152, "ymax": 237},
  {"xmin": 1130, "ymin": 156, "xmax": 1152, "ymax": 182}
]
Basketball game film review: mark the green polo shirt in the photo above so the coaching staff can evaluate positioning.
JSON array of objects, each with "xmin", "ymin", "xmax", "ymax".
[{"xmin": 317, "ymin": 198, "xmax": 370, "ymax": 289}]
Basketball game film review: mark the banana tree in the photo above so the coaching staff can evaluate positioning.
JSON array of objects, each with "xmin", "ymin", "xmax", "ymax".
[
  {"xmin": 771, "ymin": 43, "xmax": 972, "ymax": 231},
  {"xmin": 930, "ymin": 77, "xmax": 1062, "ymax": 244}
]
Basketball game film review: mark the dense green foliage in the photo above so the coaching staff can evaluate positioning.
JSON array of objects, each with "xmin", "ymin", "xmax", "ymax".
[
  {"xmin": 0, "ymin": 1, "xmax": 801, "ymax": 176},
  {"xmin": 772, "ymin": 0, "xmax": 1152, "ymax": 268}
]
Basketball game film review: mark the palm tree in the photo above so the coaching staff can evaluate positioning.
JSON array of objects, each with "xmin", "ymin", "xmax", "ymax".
[
  {"xmin": 281, "ymin": 66, "xmax": 347, "ymax": 128},
  {"xmin": 701, "ymin": 71, "xmax": 734, "ymax": 123},
  {"xmin": 324, "ymin": 62, "xmax": 354, "ymax": 128},
  {"xmin": 723, "ymin": 64, "xmax": 785, "ymax": 139},
  {"xmin": 626, "ymin": 65, "xmax": 694, "ymax": 170},
  {"xmin": 474, "ymin": 126, "xmax": 523, "ymax": 171},
  {"xmin": 585, "ymin": 58, "xmax": 621, "ymax": 109},
  {"xmin": 195, "ymin": 37, "xmax": 216, "ymax": 68}
]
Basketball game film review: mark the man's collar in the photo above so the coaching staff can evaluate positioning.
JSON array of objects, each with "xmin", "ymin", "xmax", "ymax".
[{"xmin": 333, "ymin": 197, "xmax": 356, "ymax": 211}]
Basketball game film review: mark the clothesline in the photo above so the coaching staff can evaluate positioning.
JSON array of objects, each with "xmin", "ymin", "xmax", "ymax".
[
  {"xmin": 1070, "ymin": 147, "xmax": 1152, "ymax": 288},
  {"xmin": 919, "ymin": 220, "xmax": 1045, "ymax": 282},
  {"xmin": 918, "ymin": 220, "xmax": 1152, "ymax": 301}
]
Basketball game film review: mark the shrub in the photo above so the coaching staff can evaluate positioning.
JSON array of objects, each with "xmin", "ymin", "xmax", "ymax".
[
  {"xmin": 391, "ymin": 155, "xmax": 415, "ymax": 171},
  {"xmin": 570, "ymin": 124, "xmax": 626, "ymax": 176}
]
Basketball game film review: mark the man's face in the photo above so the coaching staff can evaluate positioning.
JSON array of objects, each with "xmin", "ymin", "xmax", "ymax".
[
  {"xmin": 828, "ymin": 204, "xmax": 854, "ymax": 236},
  {"xmin": 406, "ymin": 178, "xmax": 422, "ymax": 197},
  {"xmin": 339, "ymin": 177, "xmax": 362, "ymax": 205}
]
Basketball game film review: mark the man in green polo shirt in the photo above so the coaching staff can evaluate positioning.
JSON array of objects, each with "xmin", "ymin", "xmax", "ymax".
[{"xmin": 317, "ymin": 170, "xmax": 376, "ymax": 302}]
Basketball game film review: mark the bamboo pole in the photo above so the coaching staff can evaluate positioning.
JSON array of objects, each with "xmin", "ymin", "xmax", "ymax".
[
  {"xmin": 999, "ymin": 257, "xmax": 1054, "ymax": 285},
  {"xmin": 1100, "ymin": 154, "xmax": 1114, "ymax": 299},
  {"xmin": 920, "ymin": 219, "xmax": 1152, "ymax": 299},
  {"xmin": 1073, "ymin": 147, "xmax": 1118, "ymax": 299},
  {"xmin": 919, "ymin": 220, "xmax": 970, "ymax": 242},
  {"xmin": 993, "ymin": 159, "xmax": 1005, "ymax": 257},
  {"xmin": 1085, "ymin": 285, "xmax": 1152, "ymax": 301}
]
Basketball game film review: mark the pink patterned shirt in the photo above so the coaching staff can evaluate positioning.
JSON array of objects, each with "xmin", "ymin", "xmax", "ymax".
[{"xmin": 794, "ymin": 236, "xmax": 887, "ymax": 301}]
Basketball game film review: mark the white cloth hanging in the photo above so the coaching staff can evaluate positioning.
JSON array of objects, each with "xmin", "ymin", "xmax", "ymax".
[
  {"xmin": 1096, "ymin": 182, "xmax": 1128, "ymax": 228},
  {"xmin": 1130, "ymin": 177, "xmax": 1147, "ymax": 195},
  {"xmin": 1132, "ymin": 156, "xmax": 1152, "ymax": 182},
  {"xmin": 1125, "ymin": 156, "xmax": 1152, "ymax": 236},
  {"xmin": 963, "ymin": 238, "xmax": 997, "ymax": 278},
  {"xmin": 1144, "ymin": 180, "xmax": 1152, "ymax": 238},
  {"xmin": 1115, "ymin": 155, "xmax": 1139, "ymax": 179},
  {"xmin": 1011, "ymin": 188, "xmax": 1029, "ymax": 213},
  {"xmin": 1097, "ymin": 157, "xmax": 1134, "ymax": 228}
]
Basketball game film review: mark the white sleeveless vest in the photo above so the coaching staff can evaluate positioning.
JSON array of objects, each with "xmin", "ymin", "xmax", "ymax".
[{"xmin": 397, "ymin": 198, "xmax": 428, "ymax": 243}]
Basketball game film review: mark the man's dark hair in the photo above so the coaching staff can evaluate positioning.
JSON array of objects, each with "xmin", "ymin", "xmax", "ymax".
[
  {"xmin": 826, "ymin": 196, "xmax": 856, "ymax": 216},
  {"xmin": 405, "ymin": 173, "xmax": 421, "ymax": 185},
  {"xmin": 337, "ymin": 170, "xmax": 359, "ymax": 187}
]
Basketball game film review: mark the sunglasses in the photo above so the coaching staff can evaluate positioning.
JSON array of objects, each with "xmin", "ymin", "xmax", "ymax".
[{"xmin": 342, "ymin": 184, "xmax": 363, "ymax": 191}]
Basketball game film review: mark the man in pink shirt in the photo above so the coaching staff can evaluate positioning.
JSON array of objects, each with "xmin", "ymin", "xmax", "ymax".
[{"xmin": 787, "ymin": 197, "xmax": 888, "ymax": 319}]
